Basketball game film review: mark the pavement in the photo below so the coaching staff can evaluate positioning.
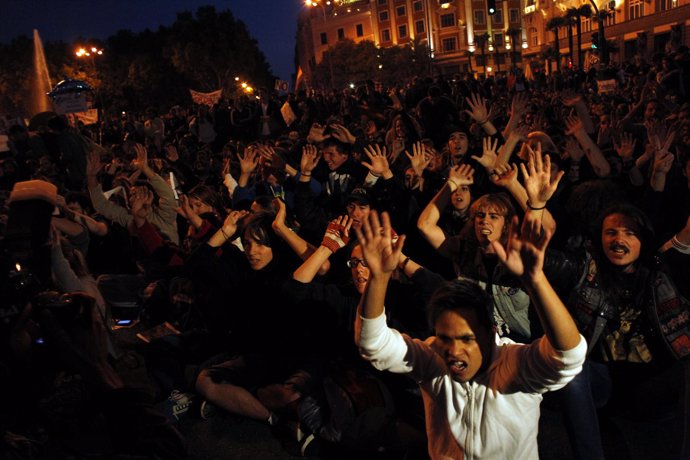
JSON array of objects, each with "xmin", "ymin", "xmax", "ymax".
[{"xmin": 114, "ymin": 326, "xmax": 685, "ymax": 460}]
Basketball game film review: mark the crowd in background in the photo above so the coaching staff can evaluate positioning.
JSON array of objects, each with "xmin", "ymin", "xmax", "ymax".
[{"xmin": 1, "ymin": 46, "xmax": 690, "ymax": 459}]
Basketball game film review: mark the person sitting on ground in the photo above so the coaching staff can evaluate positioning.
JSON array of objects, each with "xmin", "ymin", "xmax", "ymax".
[{"xmin": 355, "ymin": 210, "xmax": 586, "ymax": 459}]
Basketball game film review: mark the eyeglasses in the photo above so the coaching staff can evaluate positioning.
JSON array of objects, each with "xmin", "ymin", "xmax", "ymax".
[{"xmin": 346, "ymin": 258, "xmax": 368, "ymax": 268}]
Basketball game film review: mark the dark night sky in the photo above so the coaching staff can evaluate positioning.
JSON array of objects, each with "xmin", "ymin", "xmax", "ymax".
[{"xmin": 0, "ymin": 0, "xmax": 302, "ymax": 82}]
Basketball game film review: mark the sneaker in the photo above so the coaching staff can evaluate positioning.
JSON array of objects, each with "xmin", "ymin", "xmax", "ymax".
[
  {"xmin": 157, "ymin": 390, "xmax": 195, "ymax": 422},
  {"xmin": 199, "ymin": 400, "xmax": 217, "ymax": 420}
]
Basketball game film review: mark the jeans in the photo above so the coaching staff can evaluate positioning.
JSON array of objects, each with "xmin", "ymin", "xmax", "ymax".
[{"xmin": 557, "ymin": 359, "xmax": 612, "ymax": 460}]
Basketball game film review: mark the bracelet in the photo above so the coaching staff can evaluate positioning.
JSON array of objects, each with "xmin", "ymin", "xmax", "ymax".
[
  {"xmin": 400, "ymin": 256, "xmax": 411, "ymax": 272},
  {"xmin": 477, "ymin": 118, "xmax": 489, "ymax": 125},
  {"xmin": 220, "ymin": 227, "xmax": 231, "ymax": 240},
  {"xmin": 672, "ymin": 236, "xmax": 690, "ymax": 254},
  {"xmin": 526, "ymin": 200, "xmax": 547, "ymax": 211},
  {"xmin": 301, "ymin": 171, "xmax": 311, "ymax": 177}
]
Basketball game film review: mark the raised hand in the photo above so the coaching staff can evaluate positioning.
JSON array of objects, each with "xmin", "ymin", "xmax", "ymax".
[
  {"xmin": 405, "ymin": 141, "xmax": 431, "ymax": 177},
  {"xmin": 86, "ymin": 150, "xmax": 103, "ymax": 177},
  {"xmin": 465, "ymin": 93, "xmax": 491, "ymax": 124},
  {"xmin": 565, "ymin": 115, "xmax": 584, "ymax": 136},
  {"xmin": 613, "ymin": 132, "xmax": 637, "ymax": 161},
  {"xmin": 491, "ymin": 214, "xmax": 552, "ymax": 282},
  {"xmin": 307, "ymin": 123, "xmax": 331, "ymax": 144},
  {"xmin": 258, "ymin": 145, "xmax": 287, "ymax": 172},
  {"xmin": 300, "ymin": 144, "xmax": 321, "ymax": 175},
  {"xmin": 330, "ymin": 123, "xmax": 357, "ymax": 145},
  {"xmin": 362, "ymin": 144, "xmax": 391, "ymax": 178},
  {"xmin": 238, "ymin": 146, "xmax": 260, "ymax": 176},
  {"xmin": 354, "ymin": 211, "xmax": 405, "ymax": 278},
  {"xmin": 491, "ymin": 162, "xmax": 519, "ymax": 189},
  {"xmin": 652, "ymin": 148, "xmax": 675, "ymax": 175},
  {"xmin": 271, "ymin": 197, "xmax": 288, "ymax": 231},
  {"xmin": 520, "ymin": 143, "xmax": 564, "ymax": 207},
  {"xmin": 471, "ymin": 136, "xmax": 500, "ymax": 171},
  {"xmin": 563, "ymin": 137, "xmax": 586, "ymax": 162},
  {"xmin": 164, "ymin": 144, "xmax": 179, "ymax": 162},
  {"xmin": 221, "ymin": 209, "xmax": 249, "ymax": 238},
  {"xmin": 132, "ymin": 143, "xmax": 149, "ymax": 171},
  {"xmin": 321, "ymin": 215, "xmax": 352, "ymax": 253},
  {"xmin": 448, "ymin": 164, "xmax": 475, "ymax": 188},
  {"xmin": 510, "ymin": 92, "xmax": 529, "ymax": 119}
]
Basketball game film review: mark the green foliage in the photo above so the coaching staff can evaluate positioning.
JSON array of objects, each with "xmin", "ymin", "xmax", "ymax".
[
  {"xmin": 312, "ymin": 39, "xmax": 431, "ymax": 89},
  {"xmin": 0, "ymin": 5, "xmax": 274, "ymax": 116}
]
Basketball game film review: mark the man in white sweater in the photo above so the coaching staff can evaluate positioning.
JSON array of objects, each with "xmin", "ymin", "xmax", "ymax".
[{"xmin": 354, "ymin": 211, "xmax": 586, "ymax": 459}]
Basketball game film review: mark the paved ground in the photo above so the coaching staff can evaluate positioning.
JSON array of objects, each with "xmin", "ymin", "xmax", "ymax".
[{"xmin": 114, "ymin": 327, "xmax": 685, "ymax": 460}]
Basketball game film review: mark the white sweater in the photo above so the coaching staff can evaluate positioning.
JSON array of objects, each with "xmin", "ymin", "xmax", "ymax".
[{"xmin": 358, "ymin": 312, "xmax": 586, "ymax": 460}]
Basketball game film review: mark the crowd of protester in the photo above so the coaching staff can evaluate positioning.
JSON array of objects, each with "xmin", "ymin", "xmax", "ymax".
[{"xmin": 1, "ymin": 46, "xmax": 690, "ymax": 459}]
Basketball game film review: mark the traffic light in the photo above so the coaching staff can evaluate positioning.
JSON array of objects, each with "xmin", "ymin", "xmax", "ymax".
[
  {"xmin": 487, "ymin": 0, "xmax": 497, "ymax": 15},
  {"xmin": 591, "ymin": 33, "xmax": 599, "ymax": 49}
]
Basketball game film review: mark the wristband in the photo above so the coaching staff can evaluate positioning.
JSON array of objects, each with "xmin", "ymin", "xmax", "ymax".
[
  {"xmin": 220, "ymin": 227, "xmax": 231, "ymax": 240},
  {"xmin": 477, "ymin": 118, "xmax": 489, "ymax": 125},
  {"xmin": 526, "ymin": 200, "xmax": 547, "ymax": 210},
  {"xmin": 301, "ymin": 171, "xmax": 312, "ymax": 177},
  {"xmin": 321, "ymin": 237, "xmax": 342, "ymax": 253},
  {"xmin": 671, "ymin": 236, "xmax": 690, "ymax": 254}
]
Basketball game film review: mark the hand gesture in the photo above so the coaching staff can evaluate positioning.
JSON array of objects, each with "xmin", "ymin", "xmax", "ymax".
[
  {"xmin": 507, "ymin": 124, "xmax": 530, "ymax": 143},
  {"xmin": 238, "ymin": 147, "xmax": 260, "ymax": 175},
  {"xmin": 271, "ymin": 197, "xmax": 287, "ymax": 230},
  {"xmin": 258, "ymin": 145, "xmax": 287, "ymax": 172},
  {"xmin": 613, "ymin": 132, "xmax": 637, "ymax": 161},
  {"xmin": 362, "ymin": 144, "xmax": 391, "ymax": 177},
  {"xmin": 510, "ymin": 92, "xmax": 529, "ymax": 119},
  {"xmin": 448, "ymin": 164, "xmax": 475, "ymax": 187},
  {"xmin": 164, "ymin": 144, "xmax": 179, "ymax": 162},
  {"xmin": 465, "ymin": 93, "xmax": 491, "ymax": 124},
  {"xmin": 563, "ymin": 137, "xmax": 586, "ymax": 162},
  {"xmin": 330, "ymin": 123, "xmax": 356, "ymax": 145},
  {"xmin": 86, "ymin": 150, "xmax": 103, "ymax": 177},
  {"xmin": 132, "ymin": 143, "xmax": 149, "ymax": 171},
  {"xmin": 652, "ymin": 148, "xmax": 674, "ymax": 175},
  {"xmin": 520, "ymin": 143, "xmax": 564, "ymax": 207},
  {"xmin": 565, "ymin": 115, "xmax": 584, "ymax": 136},
  {"xmin": 221, "ymin": 209, "xmax": 249, "ymax": 238},
  {"xmin": 300, "ymin": 144, "xmax": 321, "ymax": 174},
  {"xmin": 307, "ymin": 123, "xmax": 330, "ymax": 143},
  {"xmin": 354, "ymin": 211, "xmax": 405, "ymax": 278},
  {"xmin": 405, "ymin": 141, "xmax": 431, "ymax": 177},
  {"xmin": 491, "ymin": 214, "xmax": 552, "ymax": 282},
  {"xmin": 491, "ymin": 163, "xmax": 519, "ymax": 189},
  {"xmin": 471, "ymin": 137, "xmax": 499, "ymax": 171},
  {"xmin": 175, "ymin": 194, "xmax": 197, "ymax": 221},
  {"xmin": 321, "ymin": 215, "xmax": 352, "ymax": 253}
]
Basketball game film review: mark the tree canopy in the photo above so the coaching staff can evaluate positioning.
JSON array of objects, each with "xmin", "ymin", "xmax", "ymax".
[{"xmin": 0, "ymin": 5, "xmax": 275, "ymax": 117}]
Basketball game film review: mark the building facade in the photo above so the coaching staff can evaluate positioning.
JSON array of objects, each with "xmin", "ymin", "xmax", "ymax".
[{"xmin": 295, "ymin": 0, "xmax": 689, "ymax": 87}]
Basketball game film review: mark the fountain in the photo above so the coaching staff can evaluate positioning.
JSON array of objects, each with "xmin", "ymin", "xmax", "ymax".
[{"xmin": 31, "ymin": 29, "xmax": 52, "ymax": 116}]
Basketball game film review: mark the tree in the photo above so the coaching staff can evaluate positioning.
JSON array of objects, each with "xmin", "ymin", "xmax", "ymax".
[
  {"xmin": 506, "ymin": 28, "xmax": 521, "ymax": 70},
  {"xmin": 546, "ymin": 17, "xmax": 566, "ymax": 73},
  {"xmin": 565, "ymin": 8, "xmax": 578, "ymax": 66},
  {"xmin": 575, "ymin": 5, "xmax": 592, "ymax": 69},
  {"xmin": 164, "ymin": 6, "xmax": 274, "ymax": 92},
  {"xmin": 474, "ymin": 33, "xmax": 490, "ymax": 77}
]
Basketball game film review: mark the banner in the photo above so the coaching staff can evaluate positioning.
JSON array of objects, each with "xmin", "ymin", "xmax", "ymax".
[
  {"xmin": 189, "ymin": 89, "xmax": 223, "ymax": 106},
  {"xmin": 281, "ymin": 102, "xmax": 297, "ymax": 127},
  {"xmin": 597, "ymin": 79, "xmax": 616, "ymax": 94},
  {"xmin": 274, "ymin": 79, "xmax": 290, "ymax": 93},
  {"xmin": 53, "ymin": 92, "xmax": 89, "ymax": 114},
  {"xmin": 71, "ymin": 109, "xmax": 99, "ymax": 125}
]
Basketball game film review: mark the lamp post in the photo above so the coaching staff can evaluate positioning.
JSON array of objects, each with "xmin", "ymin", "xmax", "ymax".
[{"xmin": 75, "ymin": 45, "xmax": 104, "ymax": 142}]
